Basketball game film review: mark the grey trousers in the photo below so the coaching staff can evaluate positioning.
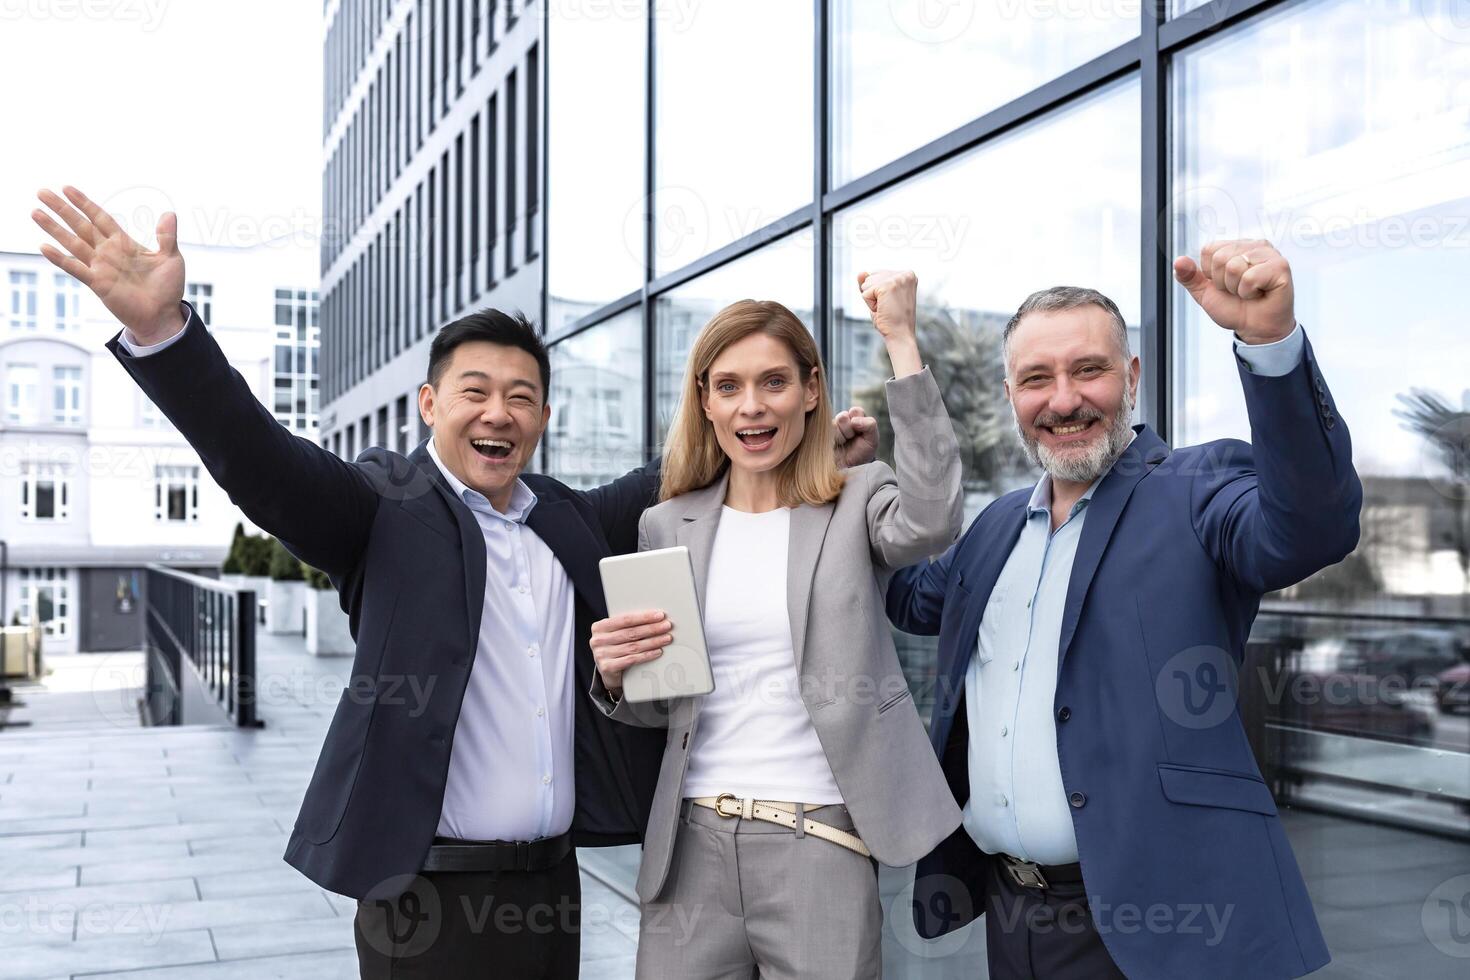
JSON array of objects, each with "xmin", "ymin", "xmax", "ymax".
[{"xmin": 634, "ymin": 800, "xmax": 883, "ymax": 980}]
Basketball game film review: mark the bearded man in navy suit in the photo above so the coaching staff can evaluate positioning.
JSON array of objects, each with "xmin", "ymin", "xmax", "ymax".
[{"xmin": 889, "ymin": 239, "xmax": 1360, "ymax": 979}]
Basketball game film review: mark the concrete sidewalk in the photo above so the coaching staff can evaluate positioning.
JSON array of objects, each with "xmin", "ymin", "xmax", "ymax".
[{"xmin": 0, "ymin": 635, "xmax": 639, "ymax": 979}]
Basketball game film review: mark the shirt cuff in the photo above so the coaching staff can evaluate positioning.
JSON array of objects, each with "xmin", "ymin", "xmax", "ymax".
[
  {"xmin": 117, "ymin": 302, "xmax": 191, "ymax": 357},
  {"xmin": 1233, "ymin": 322, "xmax": 1304, "ymax": 377}
]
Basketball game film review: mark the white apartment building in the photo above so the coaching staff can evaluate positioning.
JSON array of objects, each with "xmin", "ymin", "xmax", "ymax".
[{"xmin": 0, "ymin": 240, "xmax": 319, "ymax": 653}]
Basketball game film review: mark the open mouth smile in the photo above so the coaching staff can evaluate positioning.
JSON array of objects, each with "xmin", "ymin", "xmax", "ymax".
[
  {"xmin": 470, "ymin": 437, "xmax": 515, "ymax": 463},
  {"xmin": 734, "ymin": 426, "xmax": 778, "ymax": 452}
]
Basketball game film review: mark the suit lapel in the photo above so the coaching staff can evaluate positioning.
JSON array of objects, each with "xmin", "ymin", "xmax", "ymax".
[
  {"xmin": 408, "ymin": 440, "xmax": 488, "ymax": 646},
  {"xmin": 787, "ymin": 501, "xmax": 837, "ymax": 673},
  {"xmin": 674, "ymin": 474, "xmax": 728, "ymax": 618},
  {"xmin": 1055, "ymin": 426, "xmax": 1169, "ymax": 677}
]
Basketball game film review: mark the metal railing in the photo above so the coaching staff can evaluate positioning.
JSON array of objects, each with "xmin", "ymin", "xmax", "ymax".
[
  {"xmin": 143, "ymin": 564, "xmax": 262, "ymax": 728},
  {"xmin": 1243, "ymin": 608, "xmax": 1470, "ymax": 840}
]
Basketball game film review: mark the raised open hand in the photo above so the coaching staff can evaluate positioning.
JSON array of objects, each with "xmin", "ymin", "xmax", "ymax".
[{"xmin": 32, "ymin": 186, "xmax": 186, "ymax": 344}]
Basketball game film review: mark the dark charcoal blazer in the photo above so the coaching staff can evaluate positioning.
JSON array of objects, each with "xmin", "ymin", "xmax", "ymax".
[{"xmin": 109, "ymin": 302, "xmax": 665, "ymax": 900}]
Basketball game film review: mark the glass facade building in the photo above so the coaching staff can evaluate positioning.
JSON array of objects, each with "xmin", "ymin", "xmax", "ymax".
[{"xmin": 328, "ymin": 1, "xmax": 1470, "ymax": 973}]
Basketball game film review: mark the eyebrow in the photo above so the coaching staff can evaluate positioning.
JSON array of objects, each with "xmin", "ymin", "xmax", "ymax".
[
  {"xmin": 457, "ymin": 370, "xmax": 540, "ymax": 392},
  {"xmin": 708, "ymin": 366, "xmax": 795, "ymax": 382},
  {"xmin": 1016, "ymin": 355, "xmax": 1114, "ymax": 376}
]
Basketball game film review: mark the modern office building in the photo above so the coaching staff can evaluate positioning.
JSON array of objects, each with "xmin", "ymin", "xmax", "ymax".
[
  {"xmin": 327, "ymin": 0, "xmax": 1469, "ymax": 973},
  {"xmin": 0, "ymin": 243, "xmax": 318, "ymax": 653},
  {"xmin": 318, "ymin": 0, "xmax": 542, "ymax": 459}
]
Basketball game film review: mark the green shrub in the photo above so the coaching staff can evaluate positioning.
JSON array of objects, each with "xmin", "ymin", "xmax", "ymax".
[
  {"xmin": 303, "ymin": 565, "xmax": 333, "ymax": 590},
  {"xmin": 268, "ymin": 538, "xmax": 305, "ymax": 581}
]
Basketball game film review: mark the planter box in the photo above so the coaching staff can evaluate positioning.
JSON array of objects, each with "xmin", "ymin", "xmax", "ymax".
[
  {"xmin": 306, "ymin": 587, "xmax": 353, "ymax": 656},
  {"xmin": 266, "ymin": 580, "xmax": 307, "ymax": 635}
]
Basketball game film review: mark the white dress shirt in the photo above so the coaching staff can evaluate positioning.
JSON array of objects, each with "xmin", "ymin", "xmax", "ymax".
[
  {"xmin": 424, "ymin": 438, "xmax": 578, "ymax": 843},
  {"xmin": 681, "ymin": 506, "xmax": 844, "ymax": 804}
]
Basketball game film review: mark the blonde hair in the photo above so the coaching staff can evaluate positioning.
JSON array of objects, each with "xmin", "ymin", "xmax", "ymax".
[{"xmin": 661, "ymin": 299, "xmax": 845, "ymax": 506}]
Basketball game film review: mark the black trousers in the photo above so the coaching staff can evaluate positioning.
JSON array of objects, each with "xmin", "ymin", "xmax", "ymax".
[
  {"xmin": 983, "ymin": 857, "xmax": 1126, "ymax": 980},
  {"xmin": 354, "ymin": 848, "xmax": 580, "ymax": 979}
]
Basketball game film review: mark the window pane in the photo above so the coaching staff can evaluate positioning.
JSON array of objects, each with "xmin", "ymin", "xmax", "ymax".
[
  {"xmin": 653, "ymin": 228, "xmax": 815, "ymax": 443},
  {"xmin": 35, "ymin": 482, "xmax": 55, "ymax": 520},
  {"xmin": 167, "ymin": 485, "xmax": 187, "ymax": 521},
  {"xmin": 546, "ymin": 309, "xmax": 645, "ymax": 490},
  {"xmin": 654, "ymin": 2, "xmax": 812, "ymax": 274},
  {"xmin": 547, "ymin": 5, "xmax": 647, "ymax": 330},
  {"xmin": 1172, "ymin": 0, "xmax": 1470, "ymax": 853},
  {"xmin": 831, "ymin": 1, "xmax": 1137, "ymax": 185},
  {"xmin": 831, "ymin": 79, "xmax": 1139, "ymax": 741},
  {"xmin": 833, "ymin": 77, "xmax": 1140, "ymax": 507}
]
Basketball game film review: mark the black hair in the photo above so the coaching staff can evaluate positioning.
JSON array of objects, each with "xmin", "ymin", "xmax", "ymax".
[{"xmin": 426, "ymin": 308, "xmax": 550, "ymax": 398}]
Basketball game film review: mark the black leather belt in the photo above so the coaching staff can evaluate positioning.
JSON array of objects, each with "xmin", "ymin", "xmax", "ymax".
[
  {"xmin": 997, "ymin": 852, "xmax": 1084, "ymax": 890},
  {"xmin": 421, "ymin": 831, "xmax": 572, "ymax": 873}
]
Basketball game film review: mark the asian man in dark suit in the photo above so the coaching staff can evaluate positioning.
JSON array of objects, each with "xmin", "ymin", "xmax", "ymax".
[
  {"xmin": 887, "ymin": 240, "xmax": 1361, "ymax": 979},
  {"xmin": 31, "ymin": 185, "xmax": 878, "ymax": 979}
]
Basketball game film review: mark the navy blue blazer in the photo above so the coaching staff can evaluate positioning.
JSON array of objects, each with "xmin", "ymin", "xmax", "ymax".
[
  {"xmin": 887, "ymin": 334, "xmax": 1360, "ymax": 980},
  {"xmin": 108, "ymin": 304, "xmax": 665, "ymax": 900}
]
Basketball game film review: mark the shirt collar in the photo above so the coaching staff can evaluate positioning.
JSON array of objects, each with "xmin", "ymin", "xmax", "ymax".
[
  {"xmin": 1024, "ymin": 430, "xmax": 1137, "ymax": 520},
  {"xmin": 426, "ymin": 436, "xmax": 538, "ymax": 522}
]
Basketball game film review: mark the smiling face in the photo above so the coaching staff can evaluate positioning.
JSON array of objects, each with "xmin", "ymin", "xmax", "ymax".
[
  {"xmin": 700, "ymin": 331, "xmax": 820, "ymax": 480},
  {"xmin": 418, "ymin": 340, "xmax": 550, "ymax": 508},
  {"xmin": 1004, "ymin": 305, "xmax": 1140, "ymax": 487}
]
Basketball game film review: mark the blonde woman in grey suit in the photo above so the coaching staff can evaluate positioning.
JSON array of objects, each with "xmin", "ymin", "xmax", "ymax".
[{"xmin": 589, "ymin": 271, "xmax": 964, "ymax": 980}]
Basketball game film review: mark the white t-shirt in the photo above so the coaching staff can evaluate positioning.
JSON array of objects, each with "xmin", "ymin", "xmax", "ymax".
[{"xmin": 681, "ymin": 506, "xmax": 845, "ymax": 804}]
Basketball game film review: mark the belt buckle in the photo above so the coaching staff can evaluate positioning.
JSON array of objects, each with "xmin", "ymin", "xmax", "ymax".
[
  {"xmin": 1005, "ymin": 858, "xmax": 1049, "ymax": 890},
  {"xmin": 713, "ymin": 793, "xmax": 742, "ymax": 818}
]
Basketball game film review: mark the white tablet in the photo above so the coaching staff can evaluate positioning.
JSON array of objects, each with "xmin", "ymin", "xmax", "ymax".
[{"xmin": 598, "ymin": 546, "xmax": 715, "ymax": 703}]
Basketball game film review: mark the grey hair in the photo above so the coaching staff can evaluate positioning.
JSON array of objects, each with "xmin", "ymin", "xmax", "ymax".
[{"xmin": 1002, "ymin": 286, "xmax": 1130, "ymax": 375}]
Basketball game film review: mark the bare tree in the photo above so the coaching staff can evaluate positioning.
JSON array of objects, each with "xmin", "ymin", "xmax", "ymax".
[{"xmin": 1394, "ymin": 388, "xmax": 1470, "ymax": 593}]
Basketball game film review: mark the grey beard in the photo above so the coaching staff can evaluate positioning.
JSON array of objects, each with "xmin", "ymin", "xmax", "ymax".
[{"xmin": 1014, "ymin": 387, "xmax": 1136, "ymax": 485}]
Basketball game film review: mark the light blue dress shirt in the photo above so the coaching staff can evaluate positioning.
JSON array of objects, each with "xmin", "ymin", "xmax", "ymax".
[{"xmin": 962, "ymin": 325, "xmax": 1305, "ymax": 865}]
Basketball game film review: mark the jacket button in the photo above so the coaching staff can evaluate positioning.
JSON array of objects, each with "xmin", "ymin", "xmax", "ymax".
[
  {"xmin": 1056, "ymin": 706, "xmax": 1071, "ymax": 722},
  {"xmin": 1314, "ymin": 375, "xmax": 1326, "ymax": 392},
  {"xmin": 1324, "ymin": 415, "xmax": 1336, "ymax": 430},
  {"xmin": 1069, "ymin": 791, "xmax": 1087, "ymax": 808}
]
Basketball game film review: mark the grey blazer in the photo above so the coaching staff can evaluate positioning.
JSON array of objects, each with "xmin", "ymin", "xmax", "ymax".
[{"xmin": 591, "ymin": 367, "xmax": 966, "ymax": 904}]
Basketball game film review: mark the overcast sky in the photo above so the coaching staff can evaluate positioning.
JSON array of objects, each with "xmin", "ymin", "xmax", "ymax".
[{"xmin": 0, "ymin": 0, "xmax": 322, "ymax": 254}]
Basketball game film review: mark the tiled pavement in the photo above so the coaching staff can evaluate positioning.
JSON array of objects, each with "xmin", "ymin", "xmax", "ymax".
[
  {"xmin": 0, "ymin": 639, "xmax": 639, "ymax": 979},
  {"xmin": 2, "ymin": 637, "xmax": 1467, "ymax": 978}
]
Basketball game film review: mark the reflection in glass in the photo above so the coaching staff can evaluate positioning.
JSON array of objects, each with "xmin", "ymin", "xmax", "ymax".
[
  {"xmin": 831, "ymin": 78, "xmax": 1139, "ymax": 734},
  {"xmin": 653, "ymin": 228, "xmax": 815, "ymax": 445},
  {"xmin": 545, "ymin": 309, "xmax": 645, "ymax": 490},
  {"xmin": 833, "ymin": 77, "xmax": 1141, "ymax": 518},
  {"xmin": 831, "ymin": 0, "xmax": 1136, "ymax": 185},
  {"xmin": 654, "ymin": 2, "xmax": 812, "ymax": 274},
  {"xmin": 546, "ymin": 3, "xmax": 646, "ymax": 332},
  {"xmin": 1172, "ymin": 0, "xmax": 1470, "ymax": 848}
]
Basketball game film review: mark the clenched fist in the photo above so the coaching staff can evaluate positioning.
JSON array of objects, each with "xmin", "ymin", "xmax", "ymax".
[
  {"xmin": 856, "ymin": 269, "xmax": 923, "ymax": 378},
  {"xmin": 1173, "ymin": 239, "xmax": 1295, "ymax": 345}
]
